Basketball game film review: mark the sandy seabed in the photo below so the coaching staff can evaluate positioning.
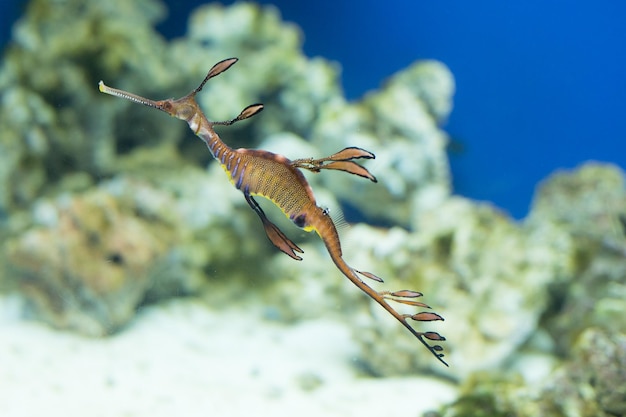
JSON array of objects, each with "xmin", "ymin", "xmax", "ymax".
[{"xmin": 0, "ymin": 295, "xmax": 456, "ymax": 417}]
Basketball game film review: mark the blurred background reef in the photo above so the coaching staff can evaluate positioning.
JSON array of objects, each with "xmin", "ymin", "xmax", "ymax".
[{"xmin": 0, "ymin": 1, "xmax": 624, "ymax": 416}]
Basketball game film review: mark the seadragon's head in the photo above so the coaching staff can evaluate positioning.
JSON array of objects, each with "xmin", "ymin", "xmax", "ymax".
[{"xmin": 99, "ymin": 57, "xmax": 263, "ymax": 129}]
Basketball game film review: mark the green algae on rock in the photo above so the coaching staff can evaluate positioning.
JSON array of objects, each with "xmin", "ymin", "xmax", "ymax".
[
  {"xmin": 427, "ymin": 163, "xmax": 626, "ymax": 414},
  {"xmin": 0, "ymin": 0, "xmax": 175, "ymax": 214},
  {"xmin": 353, "ymin": 163, "xmax": 625, "ymax": 378},
  {"xmin": 311, "ymin": 60, "xmax": 454, "ymax": 227},
  {"xmin": 4, "ymin": 179, "xmax": 196, "ymax": 336},
  {"xmin": 354, "ymin": 197, "xmax": 575, "ymax": 376},
  {"xmin": 437, "ymin": 328, "xmax": 626, "ymax": 417},
  {"xmin": 527, "ymin": 163, "xmax": 626, "ymax": 356}
]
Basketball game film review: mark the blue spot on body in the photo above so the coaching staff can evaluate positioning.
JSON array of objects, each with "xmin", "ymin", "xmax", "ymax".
[{"xmin": 291, "ymin": 213, "xmax": 307, "ymax": 228}]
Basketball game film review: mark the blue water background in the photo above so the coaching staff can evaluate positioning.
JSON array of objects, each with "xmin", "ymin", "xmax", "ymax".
[{"xmin": 2, "ymin": 1, "xmax": 625, "ymax": 219}]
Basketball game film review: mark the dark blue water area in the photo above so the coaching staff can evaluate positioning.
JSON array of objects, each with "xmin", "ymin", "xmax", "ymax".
[{"xmin": 2, "ymin": 1, "xmax": 625, "ymax": 219}]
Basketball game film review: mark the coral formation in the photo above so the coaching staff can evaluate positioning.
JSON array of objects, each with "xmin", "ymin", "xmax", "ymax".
[
  {"xmin": 311, "ymin": 60, "xmax": 454, "ymax": 226},
  {"xmin": 439, "ymin": 328, "xmax": 626, "ymax": 417},
  {"xmin": 354, "ymin": 197, "xmax": 575, "ymax": 376},
  {"xmin": 434, "ymin": 163, "xmax": 626, "ymax": 415},
  {"xmin": 4, "ymin": 178, "xmax": 194, "ymax": 335},
  {"xmin": 353, "ymin": 163, "xmax": 625, "ymax": 380},
  {"xmin": 0, "ymin": 0, "xmax": 174, "ymax": 213},
  {"xmin": 528, "ymin": 163, "xmax": 626, "ymax": 354}
]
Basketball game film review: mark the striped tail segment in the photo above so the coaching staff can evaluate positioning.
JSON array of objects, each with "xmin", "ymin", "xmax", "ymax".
[{"xmin": 313, "ymin": 208, "xmax": 447, "ymax": 366}]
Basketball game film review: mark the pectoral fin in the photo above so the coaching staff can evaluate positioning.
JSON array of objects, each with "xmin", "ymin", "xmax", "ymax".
[{"xmin": 244, "ymin": 193, "xmax": 304, "ymax": 260}]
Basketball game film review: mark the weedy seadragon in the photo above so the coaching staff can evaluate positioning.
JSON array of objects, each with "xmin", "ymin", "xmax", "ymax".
[{"xmin": 99, "ymin": 58, "xmax": 447, "ymax": 366}]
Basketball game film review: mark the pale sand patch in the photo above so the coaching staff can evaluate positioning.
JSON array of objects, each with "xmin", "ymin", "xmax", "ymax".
[{"xmin": 0, "ymin": 296, "xmax": 456, "ymax": 417}]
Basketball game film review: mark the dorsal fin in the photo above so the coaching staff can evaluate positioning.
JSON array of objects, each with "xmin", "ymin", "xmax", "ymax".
[
  {"xmin": 321, "ymin": 203, "xmax": 351, "ymax": 243},
  {"xmin": 328, "ymin": 204, "xmax": 349, "ymax": 233}
]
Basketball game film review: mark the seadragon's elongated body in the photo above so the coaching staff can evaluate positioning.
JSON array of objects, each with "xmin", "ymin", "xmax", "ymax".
[{"xmin": 99, "ymin": 58, "xmax": 447, "ymax": 365}]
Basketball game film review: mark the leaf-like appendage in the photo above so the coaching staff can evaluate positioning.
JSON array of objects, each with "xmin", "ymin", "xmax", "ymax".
[
  {"xmin": 423, "ymin": 331, "xmax": 446, "ymax": 341},
  {"xmin": 411, "ymin": 312, "xmax": 444, "ymax": 322}
]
